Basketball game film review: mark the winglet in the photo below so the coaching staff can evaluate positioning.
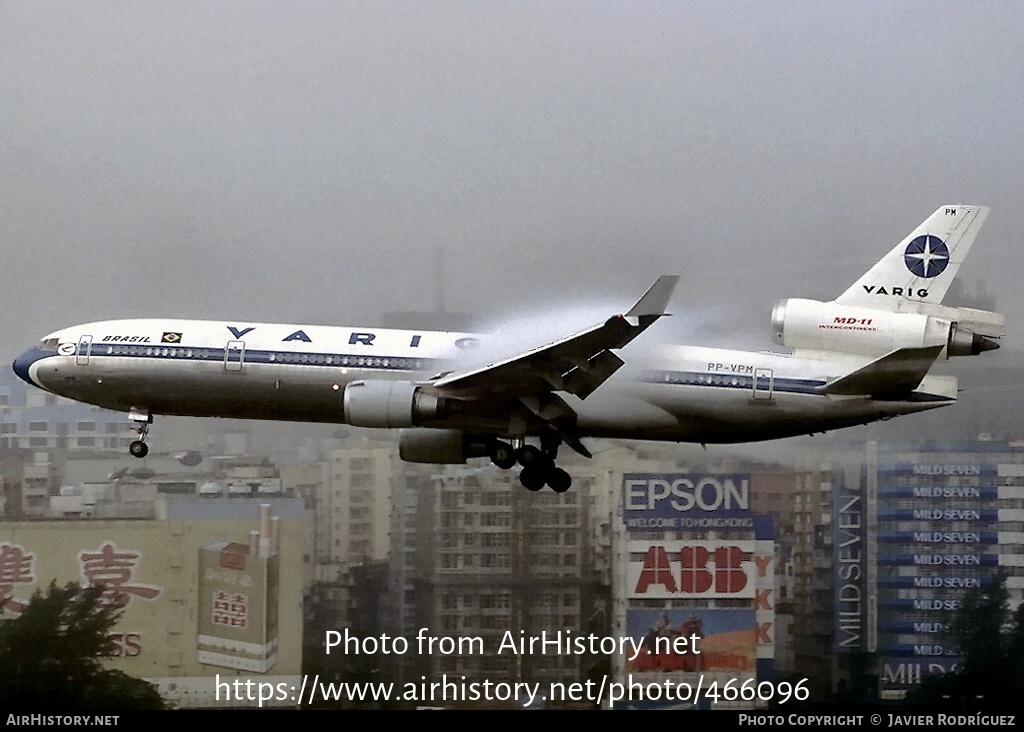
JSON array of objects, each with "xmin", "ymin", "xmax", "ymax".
[{"xmin": 625, "ymin": 275, "xmax": 679, "ymax": 323}]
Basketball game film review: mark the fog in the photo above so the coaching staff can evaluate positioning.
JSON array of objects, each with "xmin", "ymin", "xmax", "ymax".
[
  {"xmin": 5, "ymin": 4, "xmax": 1024, "ymax": 711},
  {"xmin": 3, "ymin": 2, "xmax": 1022, "ymax": 361}
]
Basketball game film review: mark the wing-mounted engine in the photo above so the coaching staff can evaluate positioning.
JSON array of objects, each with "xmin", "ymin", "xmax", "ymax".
[
  {"xmin": 771, "ymin": 298, "xmax": 1002, "ymax": 359},
  {"xmin": 398, "ymin": 428, "xmax": 489, "ymax": 464},
  {"xmin": 343, "ymin": 380, "xmax": 446, "ymax": 428}
]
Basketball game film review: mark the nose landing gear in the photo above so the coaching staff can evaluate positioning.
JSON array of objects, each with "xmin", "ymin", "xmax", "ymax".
[{"xmin": 128, "ymin": 407, "xmax": 152, "ymax": 459}]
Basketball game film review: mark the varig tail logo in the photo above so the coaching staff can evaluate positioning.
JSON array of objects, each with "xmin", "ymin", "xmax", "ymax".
[{"xmin": 904, "ymin": 235, "xmax": 949, "ymax": 278}]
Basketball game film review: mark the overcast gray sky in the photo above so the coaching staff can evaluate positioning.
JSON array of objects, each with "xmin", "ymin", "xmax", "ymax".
[{"xmin": 3, "ymin": 1, "xmax": 1022, "ymax": 363}]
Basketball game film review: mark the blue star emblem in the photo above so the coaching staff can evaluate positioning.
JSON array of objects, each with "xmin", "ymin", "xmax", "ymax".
[{"xmin": 904, "ymin": 235, "xmax": 950, "ymax": 278}]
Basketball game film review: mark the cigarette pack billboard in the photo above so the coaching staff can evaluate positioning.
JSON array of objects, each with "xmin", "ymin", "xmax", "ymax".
[
  {"xmin": 628, "ymin": 541, "xmax": 756, "ymax": 599},
  {"xmin": 197, "ymin": 505, "xmax": 280, "ymax": 673},
  {"xmin": 626, "ymin": 609, "xmax": 756, "ymax": 674}
]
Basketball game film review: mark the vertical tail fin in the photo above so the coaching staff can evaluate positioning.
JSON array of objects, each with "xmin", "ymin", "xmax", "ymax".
[{"xmin": 835, "ymin": 205, "xmax": 990, "ymax": 310}]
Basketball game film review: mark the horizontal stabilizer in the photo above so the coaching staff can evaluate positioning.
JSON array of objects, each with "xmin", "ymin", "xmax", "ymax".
[{"xmin": 821, "ymin": 346, "xmax": 944, "ymax": 399}]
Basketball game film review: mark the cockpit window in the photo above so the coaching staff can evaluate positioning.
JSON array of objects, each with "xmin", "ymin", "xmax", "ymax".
[{"xmin": 38, "ymin": 338, "xmax": 59, "ymax": 351}]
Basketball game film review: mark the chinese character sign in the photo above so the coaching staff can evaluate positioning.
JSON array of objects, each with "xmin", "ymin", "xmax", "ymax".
[
  {"xmin": 212, "ymin": 590, "xmax": 249, "ymax": 629},
  {"xmin": 0, "ymin": 542, "xmax": 36, "ymax": 614},
  {"xmin": 78, "ymin": 542, "xmax": 162, "ymax": 608}
]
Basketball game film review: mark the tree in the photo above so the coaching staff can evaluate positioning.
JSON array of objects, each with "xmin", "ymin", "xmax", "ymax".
[
  {"xmin": 1006, "ymin": 601, "xmax": 1024, "ymax": 681},
  {"xmin": 906, "ymin": 568, "xmax": 1023, "ymax": 708},
  {"xmin": 0, "ymin": 581, "xmax": 166, "ymax": 710},
  {"xmin": 949, "ymin": 566, "xmax": 1009, "ymax": 689}
]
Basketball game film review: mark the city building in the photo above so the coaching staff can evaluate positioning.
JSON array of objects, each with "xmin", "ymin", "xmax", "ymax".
[
  {"xmin": 323, "ymin": 441, "xmax": 394, "ymax": 572},
  {"xmin": 0, "ymin": 498, "xmax": 305, "ymax": 708},
  {"xmin": 827, "ymin": 440, "xmax": 1024, "ymax": 700},
  {"xmin": 386, "ymin": 461, "xmax": 604, "ymax": 706}
]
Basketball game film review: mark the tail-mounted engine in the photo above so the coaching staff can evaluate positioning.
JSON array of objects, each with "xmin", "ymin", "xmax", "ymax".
[
  {"xmin": 771, "ymin": 298, "xmax": 1002, "ymax": 358},
  {"xmin": 343, "ymin": 380, "xmax": 445, "ymax": 428}
]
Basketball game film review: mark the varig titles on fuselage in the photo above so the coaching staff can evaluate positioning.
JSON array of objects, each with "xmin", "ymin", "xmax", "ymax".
[{"xmin": 95, "ymin": 325, "xmax": 485, "ymax": 352}]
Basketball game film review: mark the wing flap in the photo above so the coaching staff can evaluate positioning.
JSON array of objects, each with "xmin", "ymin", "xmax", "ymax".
[
  {"xmin": 561, "ymin": 350, "xmax": 625, "ymax": 399},
  {"xmin": 432, "ymin": 275, "xmax": 678, "ymax": 401},
  {"xmin": 821, "ymin": 345, "xmax": 944, "ymax": 398}
]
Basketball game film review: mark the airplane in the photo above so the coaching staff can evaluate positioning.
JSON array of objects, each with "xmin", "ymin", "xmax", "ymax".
[{"xmin": 12, "ymin": 204, "xmax": 1004, "ymax": 492}]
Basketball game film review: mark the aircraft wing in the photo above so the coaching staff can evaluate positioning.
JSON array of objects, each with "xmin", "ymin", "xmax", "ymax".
[
  {"xmin": 820, "ymin": 345, "xmax": 944, "ymax": 399},
  {"xmin": 430, "ymin": 275, "xmax": 679, "ymax": 402}
]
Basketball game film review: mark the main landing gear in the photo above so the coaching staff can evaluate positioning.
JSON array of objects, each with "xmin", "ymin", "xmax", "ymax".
[
  {"xmin": 128, "ymin": 408, "xmax": 152, "ymax": 459},
  {"xmin": 488, "ymin": 436, "xmax": 572, "ymax": 493}
]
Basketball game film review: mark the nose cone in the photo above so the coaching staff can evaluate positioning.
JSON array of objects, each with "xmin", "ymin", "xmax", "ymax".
[{"xmin": 12, "ymin": 347, "xmax": 48, "ymax": 387}]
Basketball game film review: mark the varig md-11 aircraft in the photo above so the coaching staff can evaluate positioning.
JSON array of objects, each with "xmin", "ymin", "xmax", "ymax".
[{"xmin": 13, "ymin": 205, "xmax": 1004, "ymax": 492}]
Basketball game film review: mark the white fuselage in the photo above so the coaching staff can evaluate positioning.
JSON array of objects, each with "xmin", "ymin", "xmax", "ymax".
[{"xmin": 14, "ymin": 318, "xmax": 956, "ymax": 445}]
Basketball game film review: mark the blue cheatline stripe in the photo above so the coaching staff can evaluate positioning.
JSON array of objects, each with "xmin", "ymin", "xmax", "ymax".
[
  {"xmin": 637, "ymin": 369, "xmax": 953, "ymax": 402},
  {"xmin": 639, "ymin": 369, "xmax": 826, "ymax": 395},
  {"xmin": 82, "ymin": 343, "xmax": 445, "ymax": 373}
]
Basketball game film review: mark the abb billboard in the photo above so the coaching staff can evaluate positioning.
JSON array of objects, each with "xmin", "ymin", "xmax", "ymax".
[{"xmin": 628, "ymin": 541, "xmax": 756, "ymax": 599}]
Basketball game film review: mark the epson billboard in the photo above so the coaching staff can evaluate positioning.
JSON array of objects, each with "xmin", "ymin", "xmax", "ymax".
[{"xmin": 622, "ymin": 474, "xmax": 751, "ymax": 530}]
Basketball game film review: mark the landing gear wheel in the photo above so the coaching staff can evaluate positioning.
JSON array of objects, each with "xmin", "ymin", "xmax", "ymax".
[
  {"xmin": 490, "ymin": 441, "xmax": 517, "ymax": 470},
  {"xmin": 127, "ymin": 408, "xmax": 153, "ymax": 459},
  {"xmin": 547, "ymin": 468, "xmax": 572, "ymax": 493},
  {"xmin": 129, "ymin": 440, "xmax": 149, "ymax": 459},
  {"xmin": 517, "ymin": 445, "xmax": 549, "ymax": 468},
  {"xmin": 519, "ymin": 467, "xmax": 546, "ymax": 492}
]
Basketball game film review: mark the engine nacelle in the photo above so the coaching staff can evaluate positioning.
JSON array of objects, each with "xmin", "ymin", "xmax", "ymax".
[
  {"xmin": 342, "ymin": 380, "xmax": 444, "ymax": 428},
  {"xmin": 771, "ymin": 299, "xmax": 999, "ymax": 358},
  {"xmin": 398, "ymin": 429, "xmax": 489, "ymax": 464},
  {"xmin": 946, "ymin": 322, "xmax": 1000, "ymax": 357}
]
